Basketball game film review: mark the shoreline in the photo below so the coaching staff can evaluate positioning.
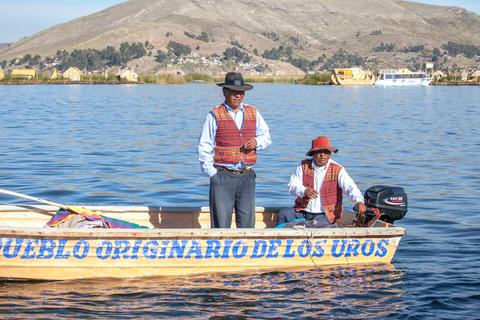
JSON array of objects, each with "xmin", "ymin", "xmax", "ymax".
[
  {"xmin": 430, "ymin": 81, "xmax": 480, "ymax": 86},
  {"xmin": 0, "ymin": 80, "xmax": 142, "ymax": 85},
  {"xmin": 0, "ymin": 80, "xmax": 479, "ymax": 86}
]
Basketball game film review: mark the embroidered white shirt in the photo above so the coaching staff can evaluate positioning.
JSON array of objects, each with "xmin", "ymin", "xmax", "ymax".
[{"xmin": 288, "ymin": 159, "xmax": 364, "ymax": 213}]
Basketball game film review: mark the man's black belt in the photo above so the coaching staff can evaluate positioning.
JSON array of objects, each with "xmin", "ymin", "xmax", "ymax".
[
  {"xmin": 299, "ymin": 210, "xmax": 325, "ymax": 215},
  {"xmin": 214, "ymin": 166, "xmax": 252, "ymax": 174}
]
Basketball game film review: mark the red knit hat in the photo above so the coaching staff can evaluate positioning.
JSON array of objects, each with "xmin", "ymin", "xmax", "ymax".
[{"xmin": 306, "ymin": 136, "xmax": 338, "ymax": 156}]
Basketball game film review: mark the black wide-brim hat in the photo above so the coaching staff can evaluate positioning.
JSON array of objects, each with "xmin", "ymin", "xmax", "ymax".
[{"xmin": 217, "ymin": 72, "xmax": 253, "ymax": 91}]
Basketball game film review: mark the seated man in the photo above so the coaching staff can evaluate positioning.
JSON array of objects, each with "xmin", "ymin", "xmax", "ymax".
[{"xmin": 277, "ymin": 136, "xmax": 366, "ymax": 227}]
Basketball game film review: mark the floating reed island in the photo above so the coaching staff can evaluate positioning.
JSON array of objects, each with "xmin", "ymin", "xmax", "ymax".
[{"xmin": 0, "ymin": 72, "xmax": 478, "ymax": 86}]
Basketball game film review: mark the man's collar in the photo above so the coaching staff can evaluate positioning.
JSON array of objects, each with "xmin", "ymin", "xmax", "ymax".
[
  {"xmin": 224, "ymin": 102, "xmax": 243, "ymax": 112},
  {"xmin": 312, "ymin": 158, "xmax": 330, "ymax": 170}
]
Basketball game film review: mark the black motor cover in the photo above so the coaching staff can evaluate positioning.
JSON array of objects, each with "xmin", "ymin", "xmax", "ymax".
[{"xmin": 364, "ymin": 185, "xmax": 407, "ymax": 223}]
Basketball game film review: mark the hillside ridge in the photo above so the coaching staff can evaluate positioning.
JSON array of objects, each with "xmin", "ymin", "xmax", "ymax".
[{"xmin": 1, "ymin": 0, "xmax": 479, "ymax": 74}]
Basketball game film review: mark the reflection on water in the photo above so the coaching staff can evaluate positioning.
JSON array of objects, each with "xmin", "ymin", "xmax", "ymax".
[{"xmin": 0, "ymin": 265, "xmax": 404, "ymax": 319}]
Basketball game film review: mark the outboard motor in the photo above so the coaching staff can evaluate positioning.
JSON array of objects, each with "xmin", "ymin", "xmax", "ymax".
[{"xmin": 358, "ymin": 185, "xmax": 407, "ymax": 226}]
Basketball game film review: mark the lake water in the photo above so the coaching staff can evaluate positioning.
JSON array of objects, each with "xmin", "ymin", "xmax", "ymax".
[{"xmin": 0, "ymin": 84, "xmax": 479, "ymax": 319}]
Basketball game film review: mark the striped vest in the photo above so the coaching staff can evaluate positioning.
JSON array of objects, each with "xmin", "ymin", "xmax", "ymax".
[
  {"xmin": 212, "ymin": 104, "xmax": 257, "ymax": 165},
  {"xmin": 294, "ymin": 159, "xmax": 343, "ymax": 223}
]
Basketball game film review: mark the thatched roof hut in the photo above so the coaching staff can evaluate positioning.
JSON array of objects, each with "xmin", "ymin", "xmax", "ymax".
[
  {"xmin": 119, "ymin": 69, "xmax": 139, "ymax": 82},
  {"xmin": 0, "ymin": 69, "xmax": 4, "ymax": 80},
  {"xmin": 469, "ymin": 70, "xmax": 480, "ymax": 82},
  {"xmin": 432, "ymin": 70, "xmax": 446, "ymax": 80},
  {"xmin": 63, "ymin": 67, "xmax": 82, "ymax": 81},
  {"xmin": 50, "ymin": 68, "xmax": 59, "ymax": 80},
  {"xmin": 11, "ymin": 69, "xmax": 36, "ymax": 79}
]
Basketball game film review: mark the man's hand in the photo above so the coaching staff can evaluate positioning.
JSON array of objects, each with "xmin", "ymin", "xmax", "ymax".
[
  {"xmin": 356, "ymin": 202, "xmax": 366, "ymax": 215},
  {"xmin": 242, "ymin": 138, "xmax": 257, "ymax": 151},
  {"xmin": 304, "ymin": 187, "xmax": 318, "ymax": 200}
]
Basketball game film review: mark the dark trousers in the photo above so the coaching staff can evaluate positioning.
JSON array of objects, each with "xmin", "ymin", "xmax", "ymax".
[
  {"xmin": 277, "ymin": 207, "xmax": 304, "ymax": 225},
  {"xmin": 209, "ymin": 169, "xmax": 256, "ymax": 228},
  {"xmin": 277, "ymin": 207, "xmax": 330, "ymax": 225}
]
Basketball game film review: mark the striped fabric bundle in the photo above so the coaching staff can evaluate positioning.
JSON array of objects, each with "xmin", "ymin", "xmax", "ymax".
[{"xmin": 46, "ymin": 206, "xmax": 148, "ymax": 229}]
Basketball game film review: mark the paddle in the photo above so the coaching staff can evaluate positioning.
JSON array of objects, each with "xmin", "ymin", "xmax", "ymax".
[
  {"xmin": 0, "ymin": 188, "xmax": 67, "ymax": 208},
  {"xmin": 0, "ymin": 188, "xmax": 149, "ymax": 229},
  {"xmin": 0, "ymin": 187, "xmax": 103, "ymax": 220}
]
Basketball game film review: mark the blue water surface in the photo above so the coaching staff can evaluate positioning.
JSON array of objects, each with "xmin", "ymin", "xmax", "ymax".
[{"xmin": 0, "ymin": 84, "xmax": 479, "ymax": 319}]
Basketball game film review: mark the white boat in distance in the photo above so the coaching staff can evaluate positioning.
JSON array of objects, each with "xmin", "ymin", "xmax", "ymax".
[{"xmin": 375, "ymin": 68, "xmax": 432, "ymax": 86}]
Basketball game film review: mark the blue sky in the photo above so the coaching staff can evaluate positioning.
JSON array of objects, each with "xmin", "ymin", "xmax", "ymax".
[
  {"xmin": 0, "ymin": 0, "xmax": 479, "ymax": 43},
  {"xmin": 0, "ymin": 0, "xmax": 125, "ymax": 42}
]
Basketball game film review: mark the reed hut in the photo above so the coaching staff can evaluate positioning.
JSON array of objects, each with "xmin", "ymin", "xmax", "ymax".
[
  {"xmin": 50, "ymin": 68, "xmax": 59, "ymax": 80},
  {"xmin": 432, "ymin": 70, "xmax": 446, "ymax": 81},
  {"xmin": 468, "ymin": 70, "xmax": 480, "ymax": 82},
  {"xmin": 11, "ymin": 69, "xmax": 36, "ymax": 80},
  {"xmin": 119, "ymin": 69, "xmax": 139, "ymax": 82},
  {"xmin": 0, "ymin": 69, "xmax": 4, "ymax": 81},
  {"xmin": 63, "ymin": 67, "xmax": 82, "ymax": 81}
]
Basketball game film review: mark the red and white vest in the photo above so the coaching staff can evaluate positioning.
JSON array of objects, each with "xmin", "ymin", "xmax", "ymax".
[
  {"xmin": 212, "ymin": 104, "xmax": 257, "ymax": 165},
  {"xmin": 294, "ymin": 159, "xmax": 343, "ymax": 223}
]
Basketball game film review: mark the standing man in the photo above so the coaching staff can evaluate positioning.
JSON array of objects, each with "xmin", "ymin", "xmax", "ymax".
[
  {"xmin": 277, "ymin": 136, "xmax": 366, "ymax": 227},
  {"xmin": 198, "ymin": 72, "xmax": 271, "ymax": 228}
]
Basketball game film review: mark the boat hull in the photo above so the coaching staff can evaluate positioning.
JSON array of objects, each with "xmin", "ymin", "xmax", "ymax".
[
  {"xmin": 375, "ymin": 69, "xmax": 432, "ymax": 86},
  {"xmin": 0, "ymin": 206, "xmax": 405, "ymax": 280},
  {"xmin": 375, "ymin": 79, "xmax": 432, "ymax": 86}
]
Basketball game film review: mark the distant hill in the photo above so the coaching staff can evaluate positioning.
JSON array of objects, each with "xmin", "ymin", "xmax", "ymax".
[
  {"xmin": 1, "ymin": 0, "xmax": 480, "ymax": 74},
  {"xmin": 0, "ymin": 43, "xmax": 11, "ymax": 51}
]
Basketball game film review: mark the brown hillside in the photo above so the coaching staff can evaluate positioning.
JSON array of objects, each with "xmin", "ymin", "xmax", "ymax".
[{"xmin": 1, "ymin": 0, "xmax": 479, "ymax": 71}]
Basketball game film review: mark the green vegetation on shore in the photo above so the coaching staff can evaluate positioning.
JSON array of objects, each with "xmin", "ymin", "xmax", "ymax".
[
  {"xmin": 298, "ymin": 73, "xmax": 331, "ymax": 85},
  {"xmin": 137, "ymin": 73, "xmax": 328, "ymax": 84}
]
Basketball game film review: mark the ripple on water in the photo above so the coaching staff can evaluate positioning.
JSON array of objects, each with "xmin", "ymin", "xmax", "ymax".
[{"xmin": 0, "ymin": 265, "xmax": 408, "ymax": 318}]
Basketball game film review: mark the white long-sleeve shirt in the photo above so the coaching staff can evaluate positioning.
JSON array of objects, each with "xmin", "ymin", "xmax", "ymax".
[
  {"xmin": 288, "ymin": 159, "xmax": 364, "ymax": 213},
  {"xmin": 198, "ymin": 102, "xmax": 271, "ymax": 177}
]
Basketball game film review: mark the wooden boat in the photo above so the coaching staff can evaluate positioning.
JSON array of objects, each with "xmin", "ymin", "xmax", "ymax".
[
  {"xmin": 0, "ymin": 205, "xmax": 405, "ymax": 280},
  {"xmin": 331, "ymin": 67, "xmax": 375, "ymax": 85}
]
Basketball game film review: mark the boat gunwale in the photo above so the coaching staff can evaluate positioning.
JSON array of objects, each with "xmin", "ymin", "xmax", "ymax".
[
  {"xmin": 0, "ymin": 226, "xmax": 406, "ymax": 240},
  {"xmin": 0, "ymin": 205, "xmax": 274, "ymax": 212},
  {"xmin": 0, "ymin": 205, "xmax": 406, "ymax": 239}
]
